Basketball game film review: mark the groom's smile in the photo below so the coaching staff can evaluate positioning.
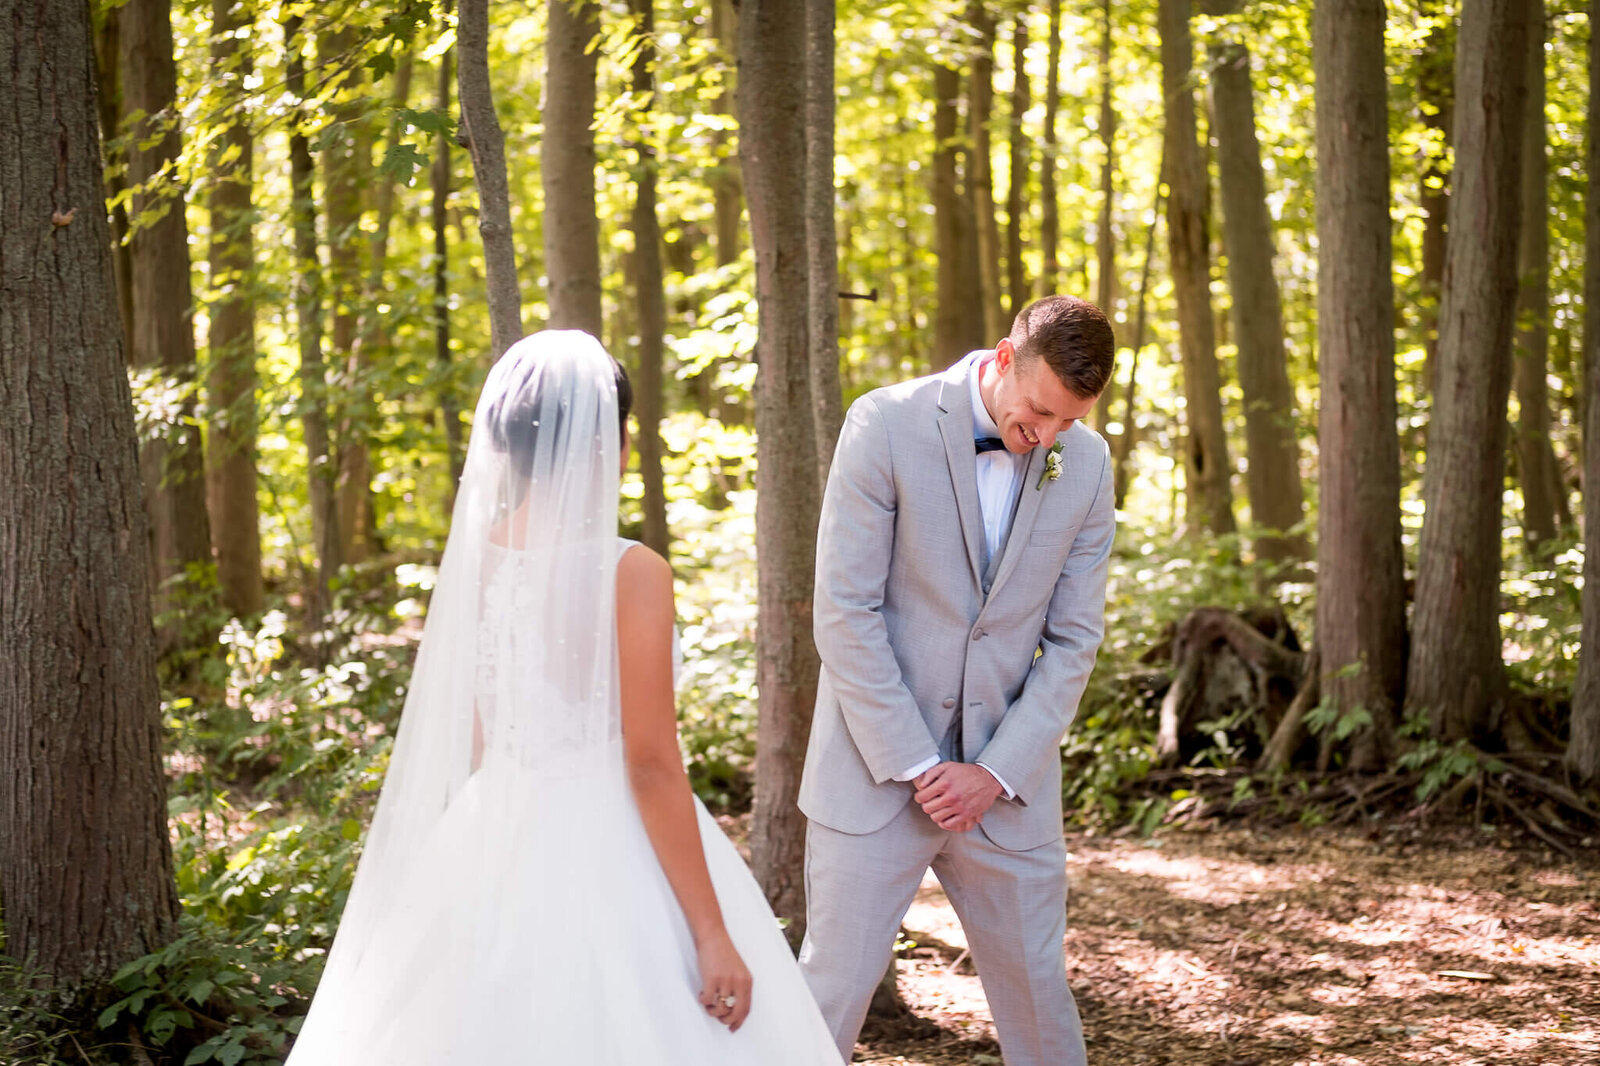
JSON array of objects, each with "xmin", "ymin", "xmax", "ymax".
[{"xmin": 981, "ymin": 338, "xmax": 1099, "ymax": 454}]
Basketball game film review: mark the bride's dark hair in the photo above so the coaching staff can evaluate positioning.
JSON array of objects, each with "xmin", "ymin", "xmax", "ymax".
[{"xmin": 487, "ymin": 353, "xmax": 633, "ymax": 479}]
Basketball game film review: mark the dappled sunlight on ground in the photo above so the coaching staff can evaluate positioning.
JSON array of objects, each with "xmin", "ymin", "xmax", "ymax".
[{"xmin": 859, "ymin": 826, "xmax": 1599, "ymax": 1065}]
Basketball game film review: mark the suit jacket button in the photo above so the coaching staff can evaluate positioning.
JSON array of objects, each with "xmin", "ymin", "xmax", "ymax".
[
  {"xmin": 971, "ymin": 627, "xmax": 984, "ymax": 641},
  {"xmin": 942, "ymin": 697, "xmax": 956, "ymax": 709}
]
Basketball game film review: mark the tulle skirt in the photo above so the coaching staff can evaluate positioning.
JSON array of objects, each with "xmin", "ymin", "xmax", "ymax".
[{"xmin": 285, "ymin": 744, "xmax": 842, "ymax": 1064}]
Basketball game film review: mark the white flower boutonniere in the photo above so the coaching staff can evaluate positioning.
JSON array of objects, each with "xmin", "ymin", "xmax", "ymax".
[{"xmin": 1036, "ymin": 442, "xmax": 1064, "ymax": 490}]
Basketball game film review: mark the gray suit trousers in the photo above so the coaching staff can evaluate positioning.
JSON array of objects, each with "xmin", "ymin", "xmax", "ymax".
[{"xmin": 797, "ymin": 802, "xmax": 1085, "ymax": 1066}]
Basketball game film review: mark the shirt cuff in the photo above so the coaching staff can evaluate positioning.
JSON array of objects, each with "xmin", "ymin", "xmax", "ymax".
[
  {"xmin": 894, "ymin": 754, "xmax": 942, "ymax": 782},
  {"xmin": 976, "ymin": 762, "xmax": 1016, "ymax": 800}
]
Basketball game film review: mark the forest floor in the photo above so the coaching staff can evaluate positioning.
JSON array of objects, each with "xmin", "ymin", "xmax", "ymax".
[{"xmin": 828, "ymin": 823, "xmax": 1600, "ymax": 1066}]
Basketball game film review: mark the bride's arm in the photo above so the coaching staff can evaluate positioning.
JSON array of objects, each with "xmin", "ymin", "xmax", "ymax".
[{"xmin": 616, "ymin": 544, "xmax": 752, "ymax": 1031}]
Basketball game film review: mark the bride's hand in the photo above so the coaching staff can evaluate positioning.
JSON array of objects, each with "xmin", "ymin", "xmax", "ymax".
[{"xmin": 695, "ymin": 930, "xmax": 753, "ymax": 1032}]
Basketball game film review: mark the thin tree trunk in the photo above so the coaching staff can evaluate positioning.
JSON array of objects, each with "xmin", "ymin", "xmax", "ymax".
[
  {"xmin": 1208, "ymin": 8, "xmax": 1305, "ymax": 565},
  {"xmin": 1158, "ymin": 0, "xmax": 1234, "ymax": 536},
  {"xmin": 1405, "ymin": 0, "xmax": 1529, "ymax": 743},
  {"xmin": 120, "ymin": 0, "xmax": 213, "ymax": 615},
  {"xmin": 1512, "ymin": 3, "xmax": 1565, "ymax": 549},
  {"xmin": 1113, "ymin": 157, "xmax": 1164, "ymax": 510},
  {"xmin": 1092, "ymin": 0, "xmax": 1117, "ymax": 430},
  {"xmin": 92, "ymin": 4, "xmax": 135, "ymax": 352},
  {"xmin": 630, "ymin": 0, "xmax": 670, "ymax": 558},
  {"xmin": 320, "ymin": 24, "xmax": 374, "ymax": 566},
  {"xmin": 967, "ymin": 1, "xmax": 1005, "ymax": 343},
  {"xmin": 433, "ymin": 16, "xmax": 463, "ymax": 498},
  {"xmin": 933, "ymin": 62, "xmax": 967, "ymax": 370},
  {"xmin": 544, "ymin": 0, "xmax": 603, "ymax": 338},
  {"xmin": 1569, "ymin": 0, "xmax": 1600, "ymax": 783},
  {"xmin": 1418, "ymin": 0, "xmax": 1453, "ymax": 385},
  {"xmin": 740, "ymin": 0, "xmax": 822, "ymax": 948},
  {"xmin": 287, "ymin": 14, "xmax": 338, "ymax": 625},
  {"xmin": 458, "ymin": 0, "xmax": 524, "ymax": 359},
  {"xmin": 712, "ymin": 0, "xmax": 742, "ymax": 268},
  {"xmin": 206, "ymin": 0, "xmax": 263, "ymax": 617},
  {"xmin": 0, "ymin": 0, "xmax": 177, "ymax": 1000},
  {"xmin": 1313, "ymin": 0, "xmax": 1406, "ymax": 771},
  {"xmin": 1038, "ymin": 0, "xmax": 1062, "ymax": 299},
  {"xmin": 1004, "ymin": 14, "xmax": 1029, "ymax": 321},
  {"xmin": 807, "ymin": 0, "xmax": 843, "ymax": 480}
]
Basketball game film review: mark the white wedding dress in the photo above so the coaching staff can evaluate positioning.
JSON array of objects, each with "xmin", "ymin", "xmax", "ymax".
[{"xmin": 286, "ymin": 333, "xmax": 841, "ymax": 1065}]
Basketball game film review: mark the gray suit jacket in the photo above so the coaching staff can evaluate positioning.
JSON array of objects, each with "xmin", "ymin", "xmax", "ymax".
[{"xmin": 798, "ymin": 356, "xmax": 1116, "ymax": 851}]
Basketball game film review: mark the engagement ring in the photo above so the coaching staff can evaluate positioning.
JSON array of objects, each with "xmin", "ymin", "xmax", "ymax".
[{"xmin": 720, "ymin": 994, "xmax": 737, "ymax": 1008}]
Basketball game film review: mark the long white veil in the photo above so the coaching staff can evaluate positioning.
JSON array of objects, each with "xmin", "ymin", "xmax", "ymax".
[{"xmin": 288, "ymin": 331, "xmax": 627, "ymax": 1062}]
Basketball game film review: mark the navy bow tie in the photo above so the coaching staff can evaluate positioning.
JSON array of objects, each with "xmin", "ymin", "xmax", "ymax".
[{"xmin": 974, "ymin": 436, "xmax": 1007, "ymax": 454}]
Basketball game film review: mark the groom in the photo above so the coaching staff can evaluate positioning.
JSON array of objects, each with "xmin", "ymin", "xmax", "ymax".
[{"xmin": 797, "ymin": 295, "xmax": 1116, "ymax": 1066}]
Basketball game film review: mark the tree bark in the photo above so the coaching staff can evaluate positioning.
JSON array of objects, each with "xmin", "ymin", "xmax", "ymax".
[
  {"xmin": 286, "ymin": 14, "xmax": 339, "ymax": 625},
  {"xmin": 1313, "ymin": 0, "xmax": 1407, "ymax": 771},
  {"xmin": 120, "ymin": 0, "xmax": 213, "ymax": 613},
  {"xmin": 0, "ymin": 0, "xmax": 178, "ymax": 999},
  {"xmin": 1092, "ymin": 0, "xmax": 1116, "ymax": 430},
  {"xmin": 740, "ymin": 0, "xmax": 822, "ymax": 948},
  {"xmin": 206, "ymin": 0, "xmax": 263, "ymax": 617},
  {"xmin": 629, "ymin": 0, "xmax": 670, "ymax": 558},
  {"xmin": 1037, "ymin": 0, "xmax": 1062, "ymax": 299},
  {"xmin": 1418, "ymin": 0, "xmax": 1453, "ymax": 384},
  {"xmin": 1113, "ymin": 158, "xmax": 1164, "ymax": 509},
  {"xmin": 1511, "ymin": 2, "xmax": 1566, "ymax": 550},
  {"xmin": 933, "ymin": 62, "xmax": 968, "ymax": 370},
  {"xmin": 433, "ymin": 16, "xmax": 463, "ymax": 498},
  {"xmin": 92, "ymin": 4, "xmax": 135, "ymax": 353},
  {"xmin": 318, "ymin": 24, "xmax": 375, "ymax": 565},
  {"xmin": 807, "ymin": 0, "xmax": 843, "ymax": 481},
  {"xmin": 967, "ymin": 1, "xmax": 1004, "ymax": 343},
  {"xmin": 543, "ymin": 0, "xmax": 604, "ymax": 338},
  {"xmin": 1405, "ymin": 0, "xmax": 1529, "ymax": 743},
  {"xmin": 1004, "ymin": 14, "xmax": 1029, "ymax": 322},
  {"xmin": 711, "ymin": 0, "xmax": 742, "ymax": 268},
  {"xmin": 1158, "ymin": 0, "xmax": 1234, "ymax": 536},
  {"xmin": 1570, "ymin": 0, "xmax": 1600, "ymax": 783},
  {"xmin": 1208, "ymin": 10, "xmax": 1305, "ymax": 565},
  {"xmin": 458, "ymin": 0, "xmax": 524, "ymax": 359}
]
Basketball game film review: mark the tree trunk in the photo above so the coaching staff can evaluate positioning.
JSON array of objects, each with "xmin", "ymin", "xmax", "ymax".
[
  {"xmin": 1313, "ymin": 0, "xmax": 1407, "ymax": 771},
  {"xmin": 1092, "ymin": 0, "xmax": 1116, "ymax": 430},
  {"xmin": 1405, "ymin": 0, "xmax": 1528, "ymax": 743},
  {"xmin": 318, "ymin": 24, "xmax": 375, "ymax": 566},
  {"xmin": 287, "ymin": 14, "xmax": 339, "ymax": 625},
  {"xmin": 0, "ymin": 0, "xmax": 178, "ymax": 999},
  {"xmin": 206, "ymin": 0, "xmax": 263, "ymax": 617},
  {"xmin": 1569, "ymin": 0, "xmax": 1600, "ymax": 783},
  {"xmin": 92, "ymin": 4, "xmax": 135, "ymax": 353},
  {"xmin": 807, "ymin": 0, "xmax": 843, "ymax": 481},
  {"xmin": 544, "ymin": 0, "xmax": 604, "ymax": 338},
  {"xmin": 1037, "ymin": 0, "xmax": 1062, "ymax": 299},
  {"xmin": 458, "ymin": 0, "xmax": 524, "ymax": 359},
  {"xmin": 433, "ymin": 17, "xmax": 463, "ymax": 498},
  {"xmin": 1208, "ymin": 11, "xmax": 1305, "ymax": 565},
  {"xmin": 1418, "ymin": 0, "xmax": 1453, "ymax": 384},
  {"xmin": 740, "ymin": 0, "xmax": 822, "ymax": 948},
  {"xmin": 1512, "ymin": 2, "xmax": 1566, "ymax": 550},
  {"xmin": 1004, "ymin": 14, "xmax": 1029, "ymax": 322},
  {"xmin": 120, "ymin": 0, "xmax": 213, "ymax": 613},
  {"xmin": 1113, "ymin": 158, "xmax": 1164, "ymax": 509},
  {"xmin": 933, "ymin": 62, "xmax": 967, "ymax": 370},
  {"xmin": 630, "ymin": 0, "xmax": 670, "ymax": 558},
  {"xmin": 712, "ymin": 0, "xmax": 742, "ymax": 268},
  {"xmin": 967, "ymin": 1, "xmax": 1004, "ymax": 343},
  {"xmin": 1158, "ymin": 0, "xmax": 1234, "ymax": 536}
]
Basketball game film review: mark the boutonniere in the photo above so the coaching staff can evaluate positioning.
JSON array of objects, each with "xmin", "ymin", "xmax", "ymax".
[{"xmin": 1036, "ymin": 442, "xmax": 1064, "ymax": 490}]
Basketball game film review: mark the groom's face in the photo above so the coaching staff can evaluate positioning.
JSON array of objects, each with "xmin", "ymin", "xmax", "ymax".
[{"xmin": 988, "ymin": 340, "xmax": 1099, "ymax": 453}]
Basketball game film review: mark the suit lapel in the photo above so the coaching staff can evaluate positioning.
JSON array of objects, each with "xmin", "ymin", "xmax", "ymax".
[
  {"xmin": 985, "ymin": 443, "xmax": 1050, "ymax": 603},
  {"xmin": 935, "ymin": 361, "xmax": 987, "ymax": 590}
]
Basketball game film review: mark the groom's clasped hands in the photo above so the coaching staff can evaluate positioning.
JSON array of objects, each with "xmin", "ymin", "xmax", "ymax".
[{"xmin": 912, "ymin": 762, "xmax": 1004, "ymax": 833}]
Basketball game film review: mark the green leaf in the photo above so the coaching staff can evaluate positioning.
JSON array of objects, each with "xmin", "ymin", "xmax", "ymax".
[{"xmin": 341, "ymin": 818, "xmax": 362, "ymax": 841}]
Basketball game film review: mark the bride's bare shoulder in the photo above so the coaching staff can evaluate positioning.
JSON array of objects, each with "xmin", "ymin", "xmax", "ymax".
[{"xmin": 616, "ymin": 542, "xmax": 673, "ymax": 615}]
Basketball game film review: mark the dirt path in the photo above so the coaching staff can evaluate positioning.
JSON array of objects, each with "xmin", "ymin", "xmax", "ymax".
[{"xmin": 857, "ymin": 827, "xmax": 1599, "ymax": 1066}]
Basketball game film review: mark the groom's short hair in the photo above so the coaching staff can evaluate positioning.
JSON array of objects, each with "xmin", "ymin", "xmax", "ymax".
[{"xmin": 1009, "ymin": 296, "xmax": 1115, "ymax": 399}]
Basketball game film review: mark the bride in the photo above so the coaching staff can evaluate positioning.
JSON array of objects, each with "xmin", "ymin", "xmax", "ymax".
[{"xmin": 286, "ymin": 331, "xmax": 841, "ymax": 1063}]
